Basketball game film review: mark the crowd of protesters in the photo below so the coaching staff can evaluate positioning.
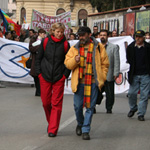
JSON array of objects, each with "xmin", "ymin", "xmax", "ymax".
[{"xmin": 0, "ymin": 24, "xmax": 150, "ymax": 140}]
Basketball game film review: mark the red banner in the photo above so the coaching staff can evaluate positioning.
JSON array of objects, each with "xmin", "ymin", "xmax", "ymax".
[{"xmin": 124, "ymin": 13, "xmax": 135, "ymax": 36}]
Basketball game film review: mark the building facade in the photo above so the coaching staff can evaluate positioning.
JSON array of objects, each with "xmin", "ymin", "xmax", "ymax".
[
  {"xmin": 8, "ymin": 0, "xmax": 17, "ymax": 22},
  {"xmin": 16, "ymin": 0, "xmax": 96, "ymax": 32},
  {"xmin": 1, "ymin": 0, "xmax": 8, "ymax": 12},
  {"xmin": 88, "ymin": 4, "xmax": 150, "ymax": 35}
]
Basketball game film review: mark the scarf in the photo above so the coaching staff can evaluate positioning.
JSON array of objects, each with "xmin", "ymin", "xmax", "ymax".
[
  {"xmin": 79, "ymin": 42, "xmax": 94, "ymax": 108},
  {"xmin": 51, "ymin": 35, "xmax": 64, "ymax": 42}
]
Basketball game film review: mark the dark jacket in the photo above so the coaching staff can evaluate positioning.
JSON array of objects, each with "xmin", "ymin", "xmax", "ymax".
[
  {"xmin": 126, "ymin": 41, "xmax": 150, "ymax": 84},
  {"xmin": 35, "ymin": 35, "xmax": 71, "ymax": 83},
  {"xmin": 19, "ymin": 34, "xmax": 28, "ymax": 42},
  {"xmin": 29, "ymin": 35, "xmax": 39, "ymax": 77}
]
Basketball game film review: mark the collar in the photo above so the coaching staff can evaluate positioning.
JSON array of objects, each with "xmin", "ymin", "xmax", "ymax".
[
  {"xmin": 105, "ymin": 42, "xmax": 109, "ymax": 48},
  {"xmin": 74, "ymin": 36, "xmax": 98, "ymax": 51},
  {"xmin": 135, "ymin": 43, "xmax": 144, "ymax": 48},
  {"xmin": 101, "ymin": 41, "xmax": 108, "ymax": 48},
  {"xmin": 51, "ymin": 35, "xmax": 64, "ymax": 42}
]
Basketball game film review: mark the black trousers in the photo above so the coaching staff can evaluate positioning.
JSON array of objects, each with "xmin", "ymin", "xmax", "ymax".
[
  {"xmin": 34, "ymin": 76, "xmax": 40, "ymax": 96},
  {"xmin": 105, "ymin": 81, "xmax": 114, "ymax": 111}
]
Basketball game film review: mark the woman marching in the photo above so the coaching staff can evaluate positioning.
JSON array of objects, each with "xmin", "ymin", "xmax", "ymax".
[
  {"xmin": 35, "ymin": 23, "xmax": 71, "ymax": 137},
  {"xmin": 29, "ymin": 29, "xmax": 46, "ymax": 96}
]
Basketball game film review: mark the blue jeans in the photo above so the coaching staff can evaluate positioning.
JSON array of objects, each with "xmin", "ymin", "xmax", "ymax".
[
  {"xmin": 74, "ymin": 83, "xmax": 98, "ymax": 133},
  {"xmin": 128, "ymin": 75, "xmax": 150, "ymax": 116}
]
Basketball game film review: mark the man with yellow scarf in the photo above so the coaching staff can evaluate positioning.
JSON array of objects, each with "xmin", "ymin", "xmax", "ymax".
[{"xmin": 65, "ymin": 26, "xmax": 109, "ymax": 140}]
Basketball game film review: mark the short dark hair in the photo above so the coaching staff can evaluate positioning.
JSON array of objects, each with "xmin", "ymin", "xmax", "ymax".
[
  {"xmin": 38, "ymin": 29, "xmax": 46, "ymax": 34},
  {"xmin": 93, "ymin": 26, "xmax": 98, "ymax": 29},
  {"xmin": 99, "ymin": 29, "xmax": 109, "ymax": 36},
  {"xmin": 5, "ymin": 31, "xmax": 11, "ymax": 37},
  {"xmin": 70, "ymin": 33, "xmax": 76, "ymax": 39},
  {"xmin": 29, "ymin": 29, "xmax": 35, "ymax": 33},
  {"xmin": 11, "ymin": 30, "xmax": 16, "ymax": 34},
  {"xmin": 77, "ymin": 26, "xmax": 91, "ymax": 35},
  {"xmin": 145, "ymin": 32, "xmax": 150, "ymax": 35},
  {"xmin": 121, "ymin": 31, "xmax": 125, "ymax": 34},
  {"xmin": 13, "ymin": 35, "xmax": 19, "ymax": 40}
]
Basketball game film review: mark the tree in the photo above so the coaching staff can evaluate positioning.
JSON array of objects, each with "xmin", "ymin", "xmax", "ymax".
[
  {"xmin": 113, "ymin": 0, "xmax": 116, "ymax": 10},
  {"xmin": 89, "ymin": 0, "xmax": 150, "ymax": 12},
  {"xmin": 146, "ymin": 0, "xmax": 150, "ymax": 3},
  {"xmin": 89, "ymin": 0, "xmax": 104, "ymax": 12}
]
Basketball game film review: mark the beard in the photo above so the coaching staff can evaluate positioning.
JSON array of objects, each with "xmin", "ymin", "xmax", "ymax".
[
  {"xmin": 101, "ymin": 38, "xmax": 106, "ymax": 44},
  {"xmin": 79, "ymin": 37, "xmax": 90, "ymax": 45}
]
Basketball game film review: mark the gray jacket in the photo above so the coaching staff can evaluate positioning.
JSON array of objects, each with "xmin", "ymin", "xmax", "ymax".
[{"xmin": 105, "ymin": 42, "xmax": 120, "ymax": 81}]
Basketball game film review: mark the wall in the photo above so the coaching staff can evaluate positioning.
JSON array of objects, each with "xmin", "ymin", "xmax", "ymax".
[{"xmin": 16, "ymin": 0, "xmax": 96, "ymax": 32}]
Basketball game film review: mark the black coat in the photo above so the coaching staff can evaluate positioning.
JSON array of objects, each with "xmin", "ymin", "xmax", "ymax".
[
  {"xmin": 29, "ymin": 35, "xmax": 39, "ymax": 77},
  {"xmin": 126, "ymin": 41, "xmax": 150, "ymax": 84},
  {"xmin": 35, "ymin": 35, "xmax": 71, "ymax": 83}
]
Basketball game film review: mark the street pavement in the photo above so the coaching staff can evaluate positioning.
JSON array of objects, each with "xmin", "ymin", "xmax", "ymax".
[{"xmin": 1, "ymin": 82, "xmax": 150, "ymax": 150}]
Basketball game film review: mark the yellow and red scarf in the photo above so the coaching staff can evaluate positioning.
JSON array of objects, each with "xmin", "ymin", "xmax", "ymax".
[{"xmin": 79, "ymin": 41, "xmax": 94, "ymax": 108}]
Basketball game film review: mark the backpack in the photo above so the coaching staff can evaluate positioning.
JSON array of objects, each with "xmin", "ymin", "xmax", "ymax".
[{"xmin": 43, "ymin": 37, "xmax": 68, "ymax": 53}]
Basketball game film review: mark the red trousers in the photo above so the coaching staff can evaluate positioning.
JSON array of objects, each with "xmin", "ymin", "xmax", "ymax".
[{"xmin": 39, "ymin": 74, "xmax": 65, "ymax": 135}]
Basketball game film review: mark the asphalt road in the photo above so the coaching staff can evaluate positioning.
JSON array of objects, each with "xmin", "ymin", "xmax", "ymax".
[{"xmin": 0, "ymin": 82, "xmax": 150, "ymax": 150}]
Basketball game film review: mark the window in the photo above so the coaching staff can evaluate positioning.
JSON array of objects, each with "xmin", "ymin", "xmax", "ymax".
[
  {"xmin": 20, "ymin": 7, "xmax": 26, "ymax": 24},
  {"xmin": 78, "ymin": 9, "xmax": 88, "ymax": 26}
]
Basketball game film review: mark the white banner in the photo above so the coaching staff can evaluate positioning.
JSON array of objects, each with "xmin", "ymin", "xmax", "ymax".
[
  {"xmin": 0, "ymin": 38, "xmax": 33, "ymax": 84},
  {"xmin": 0, "ymin": 36, "xmax": 133, "ymax": 93},
  {"xmin": 65, "ymin": 36, "xmax": 134, "ymax": 94}
]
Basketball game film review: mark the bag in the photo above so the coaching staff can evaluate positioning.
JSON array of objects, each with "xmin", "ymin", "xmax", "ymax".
[{"xmin": 26, "ymin": 54, "xmax": 32, "ymax": 69}]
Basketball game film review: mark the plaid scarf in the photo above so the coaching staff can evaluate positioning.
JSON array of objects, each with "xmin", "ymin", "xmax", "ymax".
[{"xmin": 79, "ymin": 42, "xmax": 94, "ymax": 108}]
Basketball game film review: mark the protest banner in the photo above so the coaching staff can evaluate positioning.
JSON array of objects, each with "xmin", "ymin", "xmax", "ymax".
[
  {"xmin": 30, "ymin": 9, "xmax": 71, "ymax": 37},
  {"xmin": 0, "ymin": 36, "xmax": 133, "ymax": 94}
]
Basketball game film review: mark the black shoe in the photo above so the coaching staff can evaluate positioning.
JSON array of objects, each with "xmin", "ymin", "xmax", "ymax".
[
  {"xmin": 127, "ymin": 109, "xmax": 137, "ymax": 118},
  {"xmin": 48, "ymin": 132, "xmax": 56, "ymax": 137},
  {"xmin": 31, "ymin": 84, "xmax": 34, "ymax": 87},
  {"xmin": 106, "ymin": 110, "xmax": 112, "ymax": 114},
  {"xmin": 93, "ymin": 107, "xmax": 96, "ymax": 114},
  {"xmin": 82, "ymin": 133, "xmax": 90, "ymax": 140},
  {"xmin": 138, "ymin": 115, "xmax": 145, "ymax": 121},
  {"xmin": 35, "ymin": 92, "xmax": 40, "ymax": 96},
  {"xmin": 76, "ymin": 125, "xmax": 82, "ymax": 136}
]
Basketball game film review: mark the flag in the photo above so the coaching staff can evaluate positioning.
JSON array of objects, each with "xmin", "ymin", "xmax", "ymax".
[
  {"xmin": 0, "ymin": 9, "xmax": 9, "ymax": 32},
  {"xmin": 23, "ymin": 15, "xmax": 27, "ymax": 24},
  {"xmin": 0, "ymin": 9, "xmax": 21, "ymax": 36}
]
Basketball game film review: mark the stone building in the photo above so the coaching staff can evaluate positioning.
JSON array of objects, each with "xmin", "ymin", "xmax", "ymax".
[
  {"xmin": 8, "ymin": 0, "xmax": 17, "ymax": 22},
  {"xmin": 1, "ymin": 0, "xmax": 8, "ymax": 13},
  {"xmin": 16, "ymin": 0, "xmax": 97, "ymax": 32}
]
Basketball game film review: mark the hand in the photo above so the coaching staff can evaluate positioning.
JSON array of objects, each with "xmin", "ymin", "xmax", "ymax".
[
  {"xmin": 114, "ymin": 76, "xmax": 118, "ymax": 80},
  {"xmin": 75, "ymin": 55, "xmax": 80, "ymax": 63}
]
